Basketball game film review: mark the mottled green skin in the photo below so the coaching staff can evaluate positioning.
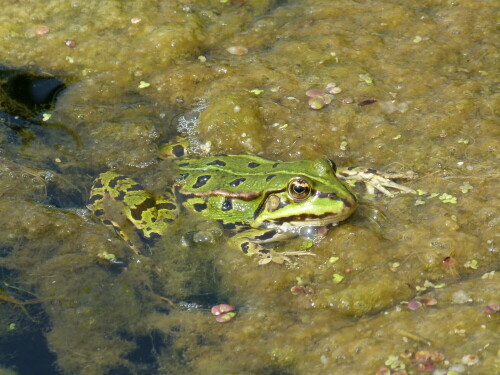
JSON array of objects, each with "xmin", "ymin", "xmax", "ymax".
[
  {"xmin": 88, "ymin": 154, "xmax": 357, "ymax": 256},
  {"xmin": 175, "ymin": 155, "xmax": 357, "ymax": 228}
]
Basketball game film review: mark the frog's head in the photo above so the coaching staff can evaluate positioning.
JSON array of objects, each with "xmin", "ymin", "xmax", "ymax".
[{"xmin": 253, "ymin": 158, "xmax": 357, "ymax": 230}]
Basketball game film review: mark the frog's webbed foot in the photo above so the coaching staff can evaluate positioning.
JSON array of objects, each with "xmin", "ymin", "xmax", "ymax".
[
  {"xmin": 229, "ymin": 230, "xmax": 315, "ymax": 265},
  {"xmin": 257, "ymin": 250, "xmax": 316, "ymax": 265},
  {"xmin": 88, "ymin": 171, "xmax": 178, "ymax": 256},
  {"xmin": 337, "ymin": 167, "xmax": 417, "ymax": 197}
]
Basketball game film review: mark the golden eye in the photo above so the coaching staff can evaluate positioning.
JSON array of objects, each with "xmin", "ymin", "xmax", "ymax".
[{"xmin": 287, "ymin": 177, "xmax": 312, "ymax": 202}]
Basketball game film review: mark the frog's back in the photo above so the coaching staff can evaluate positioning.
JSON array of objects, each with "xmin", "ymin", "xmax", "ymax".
[
  {"xmin": 175, "ymin": 155, "xmax": 306, "ymax": 195},
  {"xmin": 174, "ymin": 155, "xmax": 340, "ymax": 195}
]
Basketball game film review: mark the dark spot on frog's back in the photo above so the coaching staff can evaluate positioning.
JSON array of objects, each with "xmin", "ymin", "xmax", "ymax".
[
  {"xmin": 116, "ymin": 190, "xmax": 126, "ymax": 201},
  {"xmin": 241, "ymin": 242, "xmax": 250, "ymax": 254},
  {"xmin": 157, "ymin": 202, "xmax": 177, "ymax": 211},
  {"xmin": 193, "ymin": 202, "xmax": 207, "ymax": 212},
  {"xmin": 87, "ymin": 193, "xmax": 103, "ymax": 205},
  {"xmin": 192, "ymin": 175, "xmax": 211, "ymax": 189},
  {"xmin": 248, "ymin": 162, "xmax": 260, "ymax": 168},
  {"xmin": 272, "ymin": 163, "xmax": 279, "ymax": 168},
  {"xmin": 230, "ymin": 178, "xmax": 246, "ymax": 187},
  {"xmin": 221, "ymin": 198, "xmax": 232, "ymax": 211},
  {"xmin": 207, "ymin": 159, "xmax": 226, "ymax": 167},
  {"xmin": 221, "ymin": 222, "xmax": 236, "ymax": 230},
  {"xmin": 130, "ymin": 197, "xmax": 156, "ymax": 220},
  {"xmin": 146, "ymin": 232, "xmax": 162, "ymax": 240},
  {"xmin": 266, "ymin": 174, "xmax": 276, "ymax": 182},
  {"xmin": 127, "ymin": 184, "xmax": 144, "ymax": 192},
  {"xmin": 255, "ymin": 230, "xmax": 277, "ymax": 241},
  {"xmin": 108, "ymin": 175, "xmax": 128, "ymax": 188},
  {"xmin": 92, "ymin": 179, "xmax": 104, "ymax": 189}
]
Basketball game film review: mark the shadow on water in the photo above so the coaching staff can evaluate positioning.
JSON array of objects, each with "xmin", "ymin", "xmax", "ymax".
[
  {"xmin": 0, "ymin": 305, "xmax": 61, "ymax": 375},
  {"xmin": 0, "ymin": 66, "xmax": 82, "ymax": 149},
  {"xmin": 0, "ymin": 67, "xmax": 65, "ymax": 118}
]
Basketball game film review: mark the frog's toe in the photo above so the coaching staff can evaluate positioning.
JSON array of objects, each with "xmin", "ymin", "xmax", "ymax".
[
  {"xmin": 366, "ymin": 176, "xmax": 416, "ymax": 196},
  {"xmin": 256, "ymin": 249, "xmax": 315, "ymax": 265}
]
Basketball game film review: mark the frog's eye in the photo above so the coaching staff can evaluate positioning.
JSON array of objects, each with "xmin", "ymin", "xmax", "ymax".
[
  {"xmin": 287, "ymin": 177, "xmax": 312, "ymax": 202},
  {"xmin": 327, "ymin": 159, "xmax": 337, "ymax": 173}
]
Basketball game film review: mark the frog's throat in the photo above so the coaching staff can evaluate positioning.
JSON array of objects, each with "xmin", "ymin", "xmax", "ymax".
[
  {"xmin": 254, "ymin": 193, "xmax": 357, "ymax": 228},
  {"xmin": 259, "ymin": 205, "xmax": 356, "ymax": 228}
]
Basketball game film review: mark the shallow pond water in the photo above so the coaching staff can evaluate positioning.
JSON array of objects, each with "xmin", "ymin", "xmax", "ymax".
[{"xmin": 0, "ymin": 0, "xmax": 498, "ymax": 374}]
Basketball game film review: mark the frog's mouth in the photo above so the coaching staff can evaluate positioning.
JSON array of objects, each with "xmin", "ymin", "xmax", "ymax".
[
  {"xmin": 254, "ymin": 188, "xmax": 357, "ymax": 229},
  {"xmin": 261, "ymin": 200, "xmax": 357, "ymax": 229},
  {"xmin": 281, "ymin": 209, "xmax": 355, "ymax": 227}
]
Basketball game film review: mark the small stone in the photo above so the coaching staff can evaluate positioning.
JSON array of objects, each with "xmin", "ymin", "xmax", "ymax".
[
  {"xmin": 305, "ymin": 89, "xmax": 324, "ymax": 97},
  {"xmin": 420, "ymin": 297, "xmax": 438, "ymax": 306},
  {"xmin": 65, "ymin": 40, "xmax": 77, "ymax": 48},
  {"xmin": 342, "ymin": 97, "xmax": 354, "ymax": 104},
  {"xmin": 131, "ymin": 17, "xmax": 142, "ymax": 24},
  {"xmin": 215, "ymin": 311, "xmax": 236, "ymax": 323},
  {"xmin": 407, "ymin": 299, "xmax": 422, "ymax": 310},
  {"xmin": 484, "ymin": 302, "xmax": 500, "ymax": 314},
  {"xmin": 429, "ymin": 351, "xmax": 445, "ymax": 362},
  {"xmin": 34, "ymin": 25, "xmax": 50, "ymax": 35},
  {"xmin": 415, "ymin": 350, "xmax": 431, "ymax": 361},
  {"xmin": 308, "ymin": 97, "xmax": 325, "ymax": 110},
  {"xmin": 226, "ymin": 46, "xmax": 248, "ymax": 55},
  {"xmin": 461, "ymin": 354, "xmax": 479, "ymax": 366},
  {"xmin": 322, "ymin": 94, "xmax": 333, "ymax": 105},
  {"xmin": 325, "ymin": 84, "xmax": 342, "ymax": 94},
  {"xmin": 324, "ymin": 82, "xmax": 337, "ymax": 93},
  {"xmin": 415, "ymin": 362, "xmax": 434, "ymax": 371},
  {"xmin": 211, "ymin": 304, "xmax": 235, "ymax": 316}
]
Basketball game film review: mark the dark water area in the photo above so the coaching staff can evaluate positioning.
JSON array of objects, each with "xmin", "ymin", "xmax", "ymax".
[{"xmin": 0, "ymin": 305, "xmax": 59, "ymax": 375}]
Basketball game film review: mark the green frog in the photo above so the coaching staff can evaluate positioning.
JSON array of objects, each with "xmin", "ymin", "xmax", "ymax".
[{"xmin": 88, "ymin": 143, "xmax": 415, "ymax": 263}]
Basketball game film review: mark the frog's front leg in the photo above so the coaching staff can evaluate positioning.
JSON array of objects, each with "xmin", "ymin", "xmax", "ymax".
[
  {"xmin": 88, "ymin": 171, "xmax": 178, "ymax": 254},
  {"xmin": 337, "ymin": 167, "xmax": 417, "ymax": 197},
  {"xmin": 229, "ymin": 228, "xmax": 314, "ymax": 265}
]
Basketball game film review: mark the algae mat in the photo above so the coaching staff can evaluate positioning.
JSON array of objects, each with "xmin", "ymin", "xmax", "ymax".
[{"xmin": 0, "ymin": 0, "xmax": 498, "ymax": 374}]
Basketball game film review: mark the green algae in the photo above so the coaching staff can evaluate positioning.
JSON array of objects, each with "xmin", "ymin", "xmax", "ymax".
[
  {"xmin": 0, "ymin": 0, "xmax": 499, "ymax": 374},
  {"xmin": 197, "ymin": 93, "xmax": 264, "ymax": 153}
]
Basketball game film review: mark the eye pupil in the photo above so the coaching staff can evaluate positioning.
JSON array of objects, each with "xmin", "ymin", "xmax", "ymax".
[
  {"xmin": 288, "ymin": 178, "xmax": 311, "ymax": 202},
  {"xmin": 294, "ymin": 185, "xmax": 305, "ymax": 194}
]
